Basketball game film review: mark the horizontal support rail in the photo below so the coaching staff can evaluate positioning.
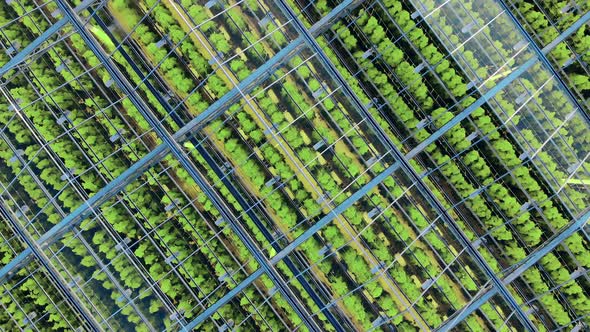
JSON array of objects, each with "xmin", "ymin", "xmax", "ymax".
[
  {"xmin": 180, "ymin": 158, "xmax": 402, "ymax": 330},
  {"xmin": 499, "ymin": 2, "xmax": 590, "ymax": 124},
  {"xmin": 0, "ymin": 0, "xmax": 364, "ymax": 295}
]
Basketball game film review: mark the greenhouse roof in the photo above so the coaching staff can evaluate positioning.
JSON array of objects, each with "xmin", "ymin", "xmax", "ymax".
[{"xmin": 0, "ymin": 0, "xmax": 589, "ymax": 331}]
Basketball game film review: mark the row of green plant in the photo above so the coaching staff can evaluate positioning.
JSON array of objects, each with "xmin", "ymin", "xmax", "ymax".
[
  {"xmin": 2, "ymin": 0, "xmax": 292, "ymax": 330},
  {"xmin": 439, "ymin": 0, "xmax": 590, "ymax": 210},
  {"xmin": 209, "ymin": 1, "xmax": 501, "ymax": 329},
  {"xmin": 105, "ymin": 0, "xmax": 349, "ymax": 329},
  {"xmin": 312, "ymin": 4, "xmax": 548, "ymax": 330},
  {"xmin": 123, "ymin": 0, "xmax": 491, "ymax": 329},
  {"xmin": 469, "ymin": 0, "xmax": 589, "ymax": 162},
  {"xmin": 421, "ymin": 0, "xmax": 590, "ymax": 326},
  {"xmin": 204, "ymin": 2, "xmax": 502, "ymax": 329},
  {"xmin": 507, "ymin": 0, "xmax": 590, "ymax": 104},
  {"xmin": 360, "ymin": 0, "xmax": 590, "ymax": 327},
  {"xmin": 78, "ymin": 1, "xmax": 328, "ymax": 329},
  {"xmin": 115, "ymin": 0, "xmax": 403, "ymax": 329},
  {"xmin": 0, "ymin": 1, "xmax": 158, "ymax": 327},
  {"xmin": 303, "ymin": 0, "xmax": 589, "ymax": 329},
  {"xmin": 210, "ymin": 0, "xmax": 524, "ymax": 328},
  {"xmin": 0, "ymin": 165, "xmax": 83, "ymax": 329},
  {"xmin": 372, "ymin": 1, "xmax": 584, "ymax": 326}
]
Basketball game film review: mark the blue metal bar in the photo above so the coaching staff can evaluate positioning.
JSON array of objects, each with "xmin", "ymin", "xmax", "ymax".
[
  {"xmin": 181, "ymin": 158, "xmax": 401, "ymax": 330},
  {"xmin": 86, "ymin": 2, "xmax": 364, "ymax": 327},
  {"xmin": 435, "ymin": 11, "xmax": 590, "ymax": 330},
  {"xmin": 0, "ymin": 143, "xmax": 169, "ymax": 284},
  {"xmin": 182, "ymin": 35, "xmax": 549, "ymax": 328},
  {"xmin": 439, "ymin": 289, "xmax": 496, "ymax": 332},
  {"xmin": 0, "ymin": 18, "xmax": 66, "ymax": 77},
  {"xmin": 179, "ymin": 269, "xmax": 266, "ymax": 332},
  {"xmin": 437, "ymin": 210, "xmax": 590, "ymax": 332},
  {"xmin": 55, "ymin": 2, "xmax": 319, "ymax": 329},
  {"xmin": 0, "ymin": 24, "xmax": 308, "ymax": 284},
  {"xmin": 498, "ymin": 2, "xmax": 590, "ymax": 124},
  {"xmin": 0, "ymin": 0, "xmax": 359, "ymax": 320},
  {"xmin": 0, "ymin": 202, "xmax": 102, "ymax": 331},
  {"xmin": 504, "ymin": 212, "xmax": 590, "ymax": 284},
  {"xmin": 93, "ymin": 10, "xmax": 337, "ymax": 330},
  {"xmin": 86, "ymin": 1, "xmax": 359, "ymax": 328},
  {"xmin": 274, "ymin": 1, "xmax": 538, "ymax": 329},
  {"xmin": 174, "ymin": 0, "xmax": 361, "ymax": 140},
  {"xmin": 0, "ymin": 0, "xmax": 94, "ymax": 77},
  {"xmin": 407, "ymin": 59, "xmax": 538, "ymax": 159}
]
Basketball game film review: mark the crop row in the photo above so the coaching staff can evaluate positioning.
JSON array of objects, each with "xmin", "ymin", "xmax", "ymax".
[
  {"xmin": 405, "ymin": 1, "xmax": 590, "ymax": 326},
  {"xmin": 291, "ymin": 1, "xmax": 531, "ymax": 329},
  {"xmin": 0, "ymin": 0, "xmax": 296, "ymax": 330},
  {"xmin": 504, "ymin": 0, "xmax": 590, "ymax": 113},
  {"xmin": 2, "ymin": 0, "xmax": 587, "ymax": 330},
  {"xmin": 105, "ymin": 0, "xmax": 506, "ymax": 330},
  {"xmin": 0, "ymin": 170, "xmax": 83, "ymax": 329},
  {"xmin": 186, "ymin": 0, "xmax": 505, "ymax": 330},
  {"xmin": 298, "ymin": 0, "xmax": 590, "ymax": 329},
  {"xmin": 109, "ymin": 0, "xmax": 404, "ymax": 329}
]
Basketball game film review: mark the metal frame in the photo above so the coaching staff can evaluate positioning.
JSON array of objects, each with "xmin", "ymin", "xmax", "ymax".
[
  {"xmin": 0, "ymin": 0, "xmax": 588, "ymax": 330},
  {"xmin": 181, "ymin": 45, "xmax": 550, "ymax": 329},
  {"xmin": 498, "ymin": 1, "xmax": 590, "ymax": 125},
  {"xmin": 0, "ymin": 0, "xmax": 94, "ymax": 77},
  {"xmin": 437, "ymin": 210, "xmax": 590, "ymax": 332},
  {"xmin": 0, "ymin": 201, "xmax": 102, "ymax": 331},
  {"xmin": 271, "ymin": 1, "xmax": 536, "ymax": 330}
]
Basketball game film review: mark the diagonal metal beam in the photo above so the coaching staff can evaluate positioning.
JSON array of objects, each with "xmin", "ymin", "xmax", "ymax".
[
  {"xmin": 179, "ymin": 158, "xmax": 401, "ymax": 331},
  {"xmin": 181, "ymin": 49, "xmax": 544, "ymax": 329},
  {"xmin": 0, "ymin": 19, "xmax": 538, "ymax": 297},
  {"xmin": 70, "ymin": 0, "xmax": 363, "ymax": 328},
  {"xmin": 434, "ymin": 10, "xmax": 590, "ymax": 330},
  {"xmin": 91, "ymin": 10, "xmax": 324, "ymax": 329},
  {"xmin": 91, "ymin": 4, "xmax": 361, "ymax": 329},
  {"xmin": 0, "ymin": 0, "xmax": 95, "ymax": 78},
  {"xmin": 0, "ymin": 0, "xmax": 361, "ymax": 298},
  {"xmin": 54, "ymin": 1, "xmax": 322, "ymax": 329},
  {"xmin": 498, "ymin": 2, "xmax": 590, "ymax": 124},
  {"xmin": 0, "ymin": 202, "xmax": 102, "ymax": 331},
  {"xmin": 271, "ymin": 1, "xmax": 540, "ymax": 330},
  {"xmin": 0, "ymin": 9, "xmax": 306, "ymax": 285},
  {"xmin": 0, "ymin": 30, "xmax": 296, "ymax": 283},
  {"xmin": 437, "ymin": 210, "xmax": 590, "ymax": 332},
  {"xmin": 0, "ymin": 142, "xmax": 168, "ymax": 284}
]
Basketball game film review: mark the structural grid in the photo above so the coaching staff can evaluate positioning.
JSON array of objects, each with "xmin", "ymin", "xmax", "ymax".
[{"xmin": 0, "ymin": 0, "xmax": 588, "ymax": 331}]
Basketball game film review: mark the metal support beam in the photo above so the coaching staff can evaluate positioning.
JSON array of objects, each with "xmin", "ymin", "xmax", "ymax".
[
  {"xmin": 180, "ymin": 158, "xmax": 401, "ymax": 331},
  {"xmin": 0, "ymin": 0, "xmax": 95, "ymax": 77},
  {"xmin": 437, "ymin": 210, "xmax": 590, "ymax": 332},
  {"xmin": 0, "ymin": 25, "xmax": 537, "ymax": 292},
  {"xmin": 0, "ymin": 2, "xmax": 584, "ymax": 329},
  {"xmin": 0, "ymin": 0, "xmax": 362, "ymax": 303},
  {"xmin": 0, "ymin": 202, "xmax": 102, "ymax": 331},
  {"xmin": 0, "ymin": 143, "xmax": 169, "ymax": 283},
  {"xmin": 95, "ymin": 0, "xmax": 360, "ymax": 331},
  {"xmin": 55, "ymin": 1, "xmax": 319, "ymax": 329},
  {"xmin": 0, "ymin": 4, "xmax": 311, "ymax": 284},
  {"xmin": 271, "ymin": 0, "xmax": 545, "ymax": 329},
  {"xmin": 0, "ymin": 29, "xmax": 298, "ymax": 283},
  {"xmin": 181, "ymin": 42, "xmax": 545, "ymax": 328},
  {"xmin": 271, "ymin": 1, "xmax": 541, "ymax": 329},
  {"xmin": 434, "ymin": 10, "xmax": 590, "ymax": 330},
  {"xmin": 93, "ymin": 8, "xmax": 341, "ymax": 329},
  {"xmin": 498, "ymin": 2, "xmax": 590, "ymax": 124}
]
